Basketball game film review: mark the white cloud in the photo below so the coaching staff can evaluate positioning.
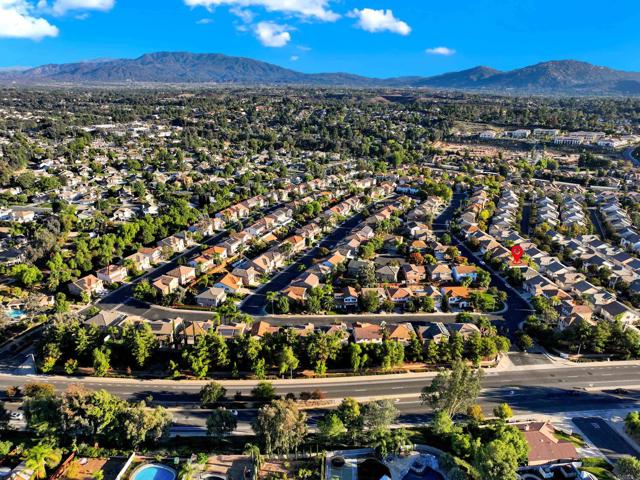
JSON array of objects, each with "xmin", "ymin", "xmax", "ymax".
[
  {"xmin": 290, "ymin": 55, "xmax": 299, "ymax": 61},
  {"xmin": 50, "ymin": 0, "xmax": 114, "ymax": 14},
  {"xmin": 426, "ymin": 46, "xmax": 456, "ymax": 56},
  {"xmin": 184, "ymin": 0, "xmax": 339, "ymax": 22},
  {"xmin": 229, "ymin": 6, "xmax": 253, "ymax": 23},
  {"xmin": 255, "ymin": 21, "xmax": 291, "ymax": 47},
  {"xmin": 0, "ymin": 0, "xmax": 59, "ymax": 40},
  {"xmin": 196, "ymin": 17, "xmax": 213, "ymax": 24},
  {"xmin": 350, "ymin": 8, "xmax": 410, "ymax": 35}
]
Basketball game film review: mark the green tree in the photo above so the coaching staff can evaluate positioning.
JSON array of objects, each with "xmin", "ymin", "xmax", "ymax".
[
  {"xmin": 493, "ymin": 403, "xmax": 513, "ymax": 421},
  {"xmin": 200, "ymin": 382, "xmax": 227, "ymax": 408},
  {"xmin": 318, "ymin": 413, "xmax": 346, "ymax": 443},
  {"xmin": 206, "ymin": 408, "xmax": 237, "ymax": 437},
  {"xmin": 178, "ymin": 462, "xmax": 196, "ymax": 480},
  {"xmin": 336, "ymin": 397, "xmax": 363, "ymax": 444},
  {"xmin": 421, "ymin": 360, "xmax": 482, "ymax": 418},
  {"xmin": 252, "ymin": 399, "xmax": 307, "ymax": 454},
  {"xmin": 92, "ymin": 348, "xmax": 110, "ymax": 377},
  {"xmin": 266, "ymin": 291, "xmax": 278, "ymax": 314},
  {"xmin": 361, "ymin": 399, "xmax": 398, "ymax": 438},
  {"xmin": 183, "ymin": 336, "xmax": 210, "ymax": 378},
  {"xmin": 431, "ymin": 410, "xmax": 454, "ymax": 435},
  {"xmin": 278, "ymin": 345, "xmax": 299, "ymax": 378},
  {"xmin": 24, "ymin": 445, "xmax": 62, "ymax": 479},
  {"xmin": 359, "ymin": 290, "xmax": 380, "ymax": 312},
  {"xmin": 122, "ymin": 322, "xmax": 158, "ymax": 368},
  {"xmin": 348, "ymin": 343, "xmax": 363, "ymax": 372},
  {"xmin": 474, "ymin": 439, "xmax": 519, "ymax": 480},
  {"xmin": 64, "ymin": 359, "xmax": 78, "ymax": 375},
  {"xmin": 243, "ymin": 443, "xmax": 263, "ymax": 480},
  {"xmin": 11, "ymin": 264, "xmax": 43, "ymax": 287},
  {"xmin": 466, "ymin": 404, "xmax": 484, "ymax": 423},
  {"xmin": 615, "ymin": 456, "xmax": 640, "ymax": 480},
  {"xmin": 252, "ymin": 382, "xmax": 276, "ymax": 402}
]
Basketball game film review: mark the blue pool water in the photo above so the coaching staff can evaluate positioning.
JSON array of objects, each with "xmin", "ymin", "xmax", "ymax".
[
  {"xmin": 5, "ymin": 310, "xmax": 25, "ymax": 319},
  {"xmin": 131, "ymin": 465, "xmax": 176, "ymax": 480}
]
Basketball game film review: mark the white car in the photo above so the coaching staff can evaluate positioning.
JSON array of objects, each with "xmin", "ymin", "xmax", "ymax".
[{"xmin": 10, "ymin": 412, "xmax": 24, "ymax": 421}]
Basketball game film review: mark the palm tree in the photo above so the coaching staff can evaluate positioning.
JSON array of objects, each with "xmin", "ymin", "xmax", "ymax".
[
  {"xmin": 178, "ymin": 462, "xmax": 196, "ymax": 480},
  {"xmin": 243, "ymin": 444, "xmax": 263, "ymax": 480},
  {"xmin": 24, "ymin": 444, "xmax": 62, "ymax": 480},
  {"xmin": 266, "ymin": 291, "xmax": 278, "ymax": 314}
]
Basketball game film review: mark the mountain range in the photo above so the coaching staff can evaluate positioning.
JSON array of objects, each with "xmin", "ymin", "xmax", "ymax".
[{"xmin": 2, "ymin": 51, "xmax": 640, "ymax": 95}]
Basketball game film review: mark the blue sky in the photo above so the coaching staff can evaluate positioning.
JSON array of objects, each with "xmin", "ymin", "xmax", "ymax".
[{"xmin": 1, "ymin": 0, "xmax": 640, "ymax": 77}]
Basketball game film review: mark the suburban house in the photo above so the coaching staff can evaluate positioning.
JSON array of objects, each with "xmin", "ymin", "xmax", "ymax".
[
  {"xmin": 152, "ymin": 275, "xmax": 180, "ymax": 296},
  {"xmin": 376, "ymin": 265, "xmax": 400, "ymax": 283},
  {"xmin": 387, "ymin": 287, "xmax": 413, "ymax": 303},
  {"xmin": 125, "ymin": 252, "xmax": 152, "ymax": 272},
  {"xmin": 232, "ymin": 266, "xmax": 258, "ymax": 287},
  {"xmin": 195, "ymin": 287, "xmax": 228, "ymax": 307},
  {"xmin": 516, "ymin": 422, "xmax": 578, "ymax": 466},
  {"xmin": 282, "ymin": 285, "xmax": 308, "ymax": 303},
  {"xmin": 139, "ymin": 246, "xmax": 163, "ymax": 265},
  {"xmin": 216, "ymin": 322, "xmax": 247, "ymax": 340},
  {"xmin": 441, "ymin": 286, "xmax": 471, "ymax": 309},
  {"xmin": 597, "ymin": 301, "xmax": 640, "ymax": 324},
  {"xmin": 166, "ymin": 265, "xmax": 197, "ymax": 286},
  {"xmin": 402, "ymin": 264, "xmax": 426, "ymax": 284},
  {"xmin": 188, "ymin": 255, "xmax": 215, "ymax": 273},
  {"xmin": 452, "ymin": 265, "xmax": 478, "ymax": 283},
  {"xmin": 96, "ymin": 264, "xmax": 128, "ymax": 284},
  {"xmin": 283, "ymin": 235, "xmax": 306, "ymax": 255},
  {"xmin": 181, "ymin": 321, "xmax": 213, "ymax": 345},
  {"xmin": 418, "ymin": 323, "xmax": 450, "ymax": 343},
  {"xmin": 215, "ymin": 273, "xmax": 244, "ymax": 294},
  {"xmin": 427, "ymin": 264, "xmax": 452, "ymax": 283},
  {"xmin": 353, "ymin": 322, "xmax": 384, "ymax": 343},
  {"xmin": 252, "ymin": 321, "xmax": 281, "ymax": 338},
  {"xmin": 334, "ymin": 286, "xmax": 359, "ymax": 310},
  {"xmin": 157, "ymin": 235, "xmax": 186, "ymax": 254},
  {"xmin": 387, "ymin": 323, "xmax": 415, "ymax": 345},
  {"xmin": 85, "ymin": 310, "xmax": 124, "ymax": 329},
  {"xmin": 68, "ymin": 274, "xmax": 105, "ymax": 298}
]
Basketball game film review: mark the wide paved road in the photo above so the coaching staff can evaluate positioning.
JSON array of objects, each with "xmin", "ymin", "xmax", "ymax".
[
  {"xmin": 5, "ymin": 362, "xmax": 636, "ymax": 434},
  {"xmin": 1, "ymin": 363, "xmax": 638, "ymax": 405}
]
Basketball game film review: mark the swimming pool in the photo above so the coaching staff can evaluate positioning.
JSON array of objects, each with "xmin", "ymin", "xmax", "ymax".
[
  {"xmin": 131, "ymin": 464, "xmax": 177, "ymax": 480},
  {"xmin": 5, "ymin": 309, "xmax": 25, "ymax": 320}
]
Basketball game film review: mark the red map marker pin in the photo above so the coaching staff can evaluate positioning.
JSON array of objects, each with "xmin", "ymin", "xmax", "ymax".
[{"xmin": 511, "ymin": 245, "xmax": 524, "ymax": 265}]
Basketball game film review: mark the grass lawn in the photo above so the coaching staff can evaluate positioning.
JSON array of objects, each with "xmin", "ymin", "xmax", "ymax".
[
  {"xmin": 580, "ymin": 457, "xmax": 615, "ymax": 480},
  {"xmin": 554, "ymin": 430, "xmax": 587, "ymax": 448}
]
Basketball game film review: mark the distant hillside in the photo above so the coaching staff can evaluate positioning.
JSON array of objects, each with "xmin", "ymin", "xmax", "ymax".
[{"xmin": 2, "ymin": 52, "xmax": 640, "ymax": 95}]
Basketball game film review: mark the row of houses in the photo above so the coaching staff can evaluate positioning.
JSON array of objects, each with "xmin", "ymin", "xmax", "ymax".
[
  {"xmin": 195, "ymin": 195, "xmax": 363, "ymax": 306},
  {"xmin": 86, "ymin": 307, "xmax": 486, "ymax": 354},
  {"xmin": 68, "ymin": 176, "xmax": 353, "ymax": 299},
  {"xmin": 282, "ymin": 194, "xmax": 489, "ymax": 312},
  {"xmin": 547, "ymin": 232, "xmax": 640, "ymax": 297},
  {"xmin": 280, "ymin": 197, "xmax": 406, "ymax": 305},
  {"xmin": 598, "ymin": 193, "xmax": 640, "ymax": 254},
  {"xmin": 463, "ymin": 185, "xmax": 640, "ymax": 329}
]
